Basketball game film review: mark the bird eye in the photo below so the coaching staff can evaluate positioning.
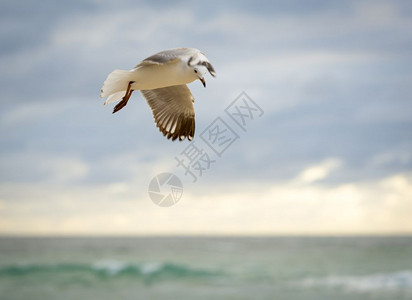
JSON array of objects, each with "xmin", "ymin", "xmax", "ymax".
[{"xmin": 194, "ymin": 69, "xmax": 198, "ymax": 73}]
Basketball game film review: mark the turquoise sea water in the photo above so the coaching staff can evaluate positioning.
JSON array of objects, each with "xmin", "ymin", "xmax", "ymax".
[{"xmin": 0, "ymin": 236, "xmax": 411, "ymax": 300}]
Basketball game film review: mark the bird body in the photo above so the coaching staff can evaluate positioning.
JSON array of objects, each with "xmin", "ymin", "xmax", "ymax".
[
  {"xmin": 100, "ymin": 48, "xmax": 216, "ymax": 141},
  {"xmin": 133, "ymin": 60, "xmax": 196, "ymax": 90}
]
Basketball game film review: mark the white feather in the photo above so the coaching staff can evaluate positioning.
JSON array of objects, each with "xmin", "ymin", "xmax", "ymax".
[
  {"xmin": 100, "ymin": 69, "xmax": 133, "ymax": 98},
  {"xmin": 104, "ymin": 91, "xmax": 126, "ymax": 105}
]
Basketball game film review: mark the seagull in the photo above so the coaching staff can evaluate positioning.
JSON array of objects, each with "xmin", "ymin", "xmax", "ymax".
[{"xmin": 100, "ymin": 48, "xmax": 216, "ymax": 141}]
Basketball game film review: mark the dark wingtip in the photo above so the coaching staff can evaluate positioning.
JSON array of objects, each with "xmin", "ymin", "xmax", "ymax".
[{"xmin": 202, "ymin": 61, "xmax": 216, "ymax": 77}]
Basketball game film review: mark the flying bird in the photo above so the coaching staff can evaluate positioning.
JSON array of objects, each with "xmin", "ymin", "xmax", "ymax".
[{"xmin": 100, "ymin": 48, "xmax": 216, "ymax": 141}]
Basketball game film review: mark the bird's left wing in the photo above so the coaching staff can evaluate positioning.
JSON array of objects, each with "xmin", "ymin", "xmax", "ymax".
[
  {"xmin": 136, "ymin": 48, "xmax": 197, "ymax": 67},
  {"xmin": 140, "ymin": 85, "xmax": 195, "ymax": 141}
]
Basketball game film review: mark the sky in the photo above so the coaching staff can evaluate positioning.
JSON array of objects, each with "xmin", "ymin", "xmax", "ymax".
[{"xmin": 0, "ymin": 0, "xmax": 411, "ymax": 235}]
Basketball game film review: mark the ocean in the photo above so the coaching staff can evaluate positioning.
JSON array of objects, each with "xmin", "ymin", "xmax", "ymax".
[{"xmin": 0, "ymin": 236, "xmax": 411, "ymax": 300}]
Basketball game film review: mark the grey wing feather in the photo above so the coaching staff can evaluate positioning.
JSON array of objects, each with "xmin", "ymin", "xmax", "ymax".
[
  {"xmin": 140, "ymin": 85, "xmax": 195, "ymax": 141},
  {"xmin": 136, "ymin": 48, "xmax": 198, "ymax": 67}
]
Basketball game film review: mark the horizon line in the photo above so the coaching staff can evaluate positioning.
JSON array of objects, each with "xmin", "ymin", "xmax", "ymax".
[{"xmin": 1, "ymin": 233, "xmax": 411, "ymax": 238}]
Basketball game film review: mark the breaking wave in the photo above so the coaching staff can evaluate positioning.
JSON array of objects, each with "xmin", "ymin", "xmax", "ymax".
[
  {"xmin": 0, "ymin": 260, "xmax": 221, "ymax": 282},
  {"xmin": 296, "ymin": 270, "xmax": 412, "ymax": 293}
]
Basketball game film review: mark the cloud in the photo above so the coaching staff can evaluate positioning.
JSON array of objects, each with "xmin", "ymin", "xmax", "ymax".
[
  {"xmin": 296, "ymin": 158, "xmax": 342, "ymax": 184},
  {"xmin": 0, "ymin": 0, "xmax": 411, "ymax": 235},
  {"xmin": 51, "ymin": 7, "xmax": 195, "ymax": 49},
  {"xmin": 0, "ymin": 152, "xmax": 90, "ymax": 184},
  {"xmin": 0, "ymin": 170, "xmax": 411, "ymax": 235},
  {"xmin": 1, "ymin": 101, "xmax": 74, "ymax": 127}
]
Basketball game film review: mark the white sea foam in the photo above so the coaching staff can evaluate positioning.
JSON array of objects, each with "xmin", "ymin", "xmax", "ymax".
[
  {"xmin": 140, "ymin": 262, "xmax": 162, "ymax": 275},
  {"xmin": 297, "ymin": 270, "xmax": 412, "ymax": 293},
  {"xmin": 90, "ymin": 260, "xmax": 216, "ymax": 278},
  {"xmin": 92, "ymin": 260, "xmax": 127, "ymax": 276}
]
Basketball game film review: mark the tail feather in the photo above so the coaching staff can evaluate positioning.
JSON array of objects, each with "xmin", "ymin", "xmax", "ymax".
[
  {"xmin": 100, "ymin": 69, "xmax": 133, "ymax": 99},
  {"xmin": 104, "ymin": 91, "xmax": 126, "ymax": 105}
]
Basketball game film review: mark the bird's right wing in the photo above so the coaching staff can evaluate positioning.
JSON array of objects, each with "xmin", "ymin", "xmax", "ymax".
[{"xmin": 140, "ymin": 85, "xmax": 195, "ymax": 141}]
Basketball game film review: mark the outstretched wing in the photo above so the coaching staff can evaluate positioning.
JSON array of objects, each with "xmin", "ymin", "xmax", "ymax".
[
  {"xmin": 140, "ymin": 85, "xmax": 195, "ymax": 141},
  {"xmin": 136, "ymin": 48, "xmax": 198, "ymax": 67}
]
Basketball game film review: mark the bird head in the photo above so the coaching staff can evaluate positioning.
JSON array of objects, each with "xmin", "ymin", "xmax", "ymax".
[
  {"xmin": 192, "ymin": 66, "xmax": 207, "ymax": 87},
  {"xmin": 187, "ymin": 53, "xmax": 216, "ymax": 88}
]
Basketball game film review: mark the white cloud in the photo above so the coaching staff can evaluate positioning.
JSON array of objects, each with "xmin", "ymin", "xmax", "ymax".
[
  {"xmin": 1, "ymin": 0, "xmax": 411, "ymax": 237},
  {"xmin": 40, "ymin": 156, "xmax": 90, "ymax": 182},
  {"xmin": 0, "ymin": 152, "xmax": 90, "ymax": 183},
  {"xmin": 0, "ymin": 169, "xmax": 411, "ymax": 236},
  {"xmin": 200, "ymin": 1, "xmax": 411, "ymax": 46},
  {"xmin": 296, "ymin": 158, "xmax": 342, "ymax": 183},
  {"xmin": 50, "ymin": 7, "xmax": 194, "ymax": 49},
  {"xmin": 1, "ymin": 100, "xmax": 76, "ymax": 127}
]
